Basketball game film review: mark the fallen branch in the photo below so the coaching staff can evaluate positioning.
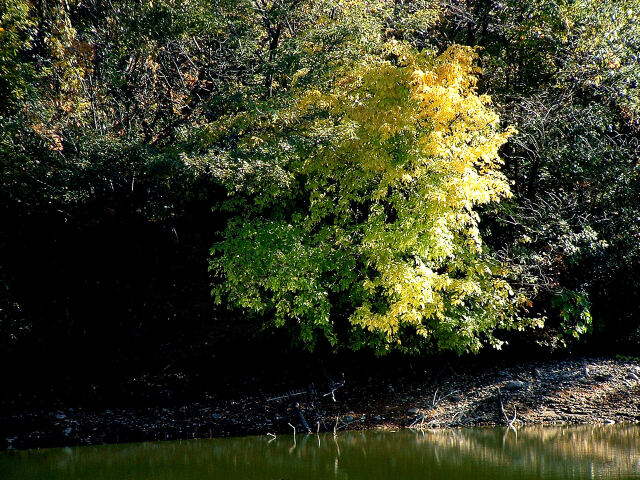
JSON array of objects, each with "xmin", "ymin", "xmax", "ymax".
[
  {"xmin": 432, "ymin": 388, "xmax": 460, "ymax": 407},
  {"xmin": 267, "ymin": 386, "xmax": 315, "ymax": 403},
  {"xmin": 451, "ymin": 409, "xmax": 464, "ymax": 424},
  {"xmin": 293, "ymin": 403, "xmax": 312, "ymax": 433},
  {"xmin": 323, "ymin": 375, "xmax": 345, "ymax": 403},
  {"xmin": 409, "ymin": 413, "xmax": 426, "ymax": 428},
  {"xmin": 498, "ymin": 387, "xmax": 518, "ymax": 427},
  {"xmin": 508, "ymin": 406, "xmax": 518, "ymax": 428},
  {"xmin": 498, "ymin": 387, "xmax": 507, "ymax": 421}
]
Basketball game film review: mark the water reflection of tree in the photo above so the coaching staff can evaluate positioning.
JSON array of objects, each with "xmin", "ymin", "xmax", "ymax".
[
  {"xmin": 4, "ymin": 427, "xmax": 640, "ymax": 480},
  {"xmin": 413, "ymin": 425, "xmax": 640, "ymax": 475}
]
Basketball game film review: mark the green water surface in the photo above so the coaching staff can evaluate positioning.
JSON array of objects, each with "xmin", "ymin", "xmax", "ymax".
[{"xmin": 2, "ymin": 425, "xmax": 639, "ymax": 479}]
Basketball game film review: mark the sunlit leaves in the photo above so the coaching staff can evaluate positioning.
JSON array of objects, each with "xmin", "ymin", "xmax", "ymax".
[
  {"xmin": 0, "ymin": 0, "xmax": 36, "ymax": 106},
  {"xmin": 562, "ymin": 0, "xmax": 640, "ymax": 120},
  {"xmin": 212, "ymin": 44, "xmax": 531, "ymax": 354}
]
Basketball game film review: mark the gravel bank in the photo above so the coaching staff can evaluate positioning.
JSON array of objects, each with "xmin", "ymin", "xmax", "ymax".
[{"xmin": 3, "ymin": 356, "xmax": 639, "ymax": 450}]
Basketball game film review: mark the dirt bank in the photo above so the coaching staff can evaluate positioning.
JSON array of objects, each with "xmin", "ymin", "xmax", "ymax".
[{"xmin": 2, "ymin": 355, "xmax": 639, "ymax": 450}]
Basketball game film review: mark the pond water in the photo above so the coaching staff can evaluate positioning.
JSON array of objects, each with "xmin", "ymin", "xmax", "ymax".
[{"xmin": 2, "ymin": 425, "xmax": 640, "ymax": 479}]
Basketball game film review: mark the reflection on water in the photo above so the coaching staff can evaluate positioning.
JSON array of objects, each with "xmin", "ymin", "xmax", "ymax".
[{"xmin": 2, "ymin": 425, "xmax": 640, "ymax": 480}]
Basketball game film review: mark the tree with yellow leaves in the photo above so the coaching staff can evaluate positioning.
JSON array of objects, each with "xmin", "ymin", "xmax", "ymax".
[{"xmin": 212, "ymin": 43, "xmax": 541, "ymax": 354}]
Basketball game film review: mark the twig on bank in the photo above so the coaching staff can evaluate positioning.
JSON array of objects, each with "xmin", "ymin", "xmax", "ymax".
[
  {"xmin": 451, "ymin": 409, "xmax": 464, "ymax": 424},
  {"xmin": 409, "ymin": 413, "xmax": 426, "ymax": 428},
  {"xmin": 508, "ymin": 406, "xmax": 518, "ymax": 429},
  {"xmin": 498, "ymin": 387, "xmax": 518, "ymax": 428},
  {"xmin": 498, "ymin": 387, "xmax": 507, "ymax": 421},
  {"xmin": 293, "ymin": 403, "xmax": 312, "ymax": 433},
  {"xmin": 266, "ymin": 389, "xmax": 309, "ymax": 403},
  {"xmin": 323, "ymin": 376, "xmax": 345, "ymax": 403},
  {"xmin": 432, "ymin": 388, "xmax": 461, "ymax": 407}
]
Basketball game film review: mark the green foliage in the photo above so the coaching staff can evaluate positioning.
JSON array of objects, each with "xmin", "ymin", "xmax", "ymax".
[
  {"xmin": 562, "ymin": 0, "xmax": 640, "ymax": 117},
  {"xmin": 444, "ymin": 0, "xmax": 640, "ymax": 344},
  {"xmin": 551, "ymin": 290, "xmax": 592, "ymax": 342},
  {"xmin": 211, "ymin": 44, "xmax": 538, "ymax": 354},
  {"xmin": 0, "ymin": 0, "xmax": 36, "ymax": 107}
]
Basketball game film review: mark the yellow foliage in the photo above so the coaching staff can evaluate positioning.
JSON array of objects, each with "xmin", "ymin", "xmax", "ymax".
[
  {"xmin": 295, "ymin": 45, "xmax": 516, "ymax": 349},
  {"xmin": 215, "ymin": 42, "xmax": 525, "ymax": 354}
]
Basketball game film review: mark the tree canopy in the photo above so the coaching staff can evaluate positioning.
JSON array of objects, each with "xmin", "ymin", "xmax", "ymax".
[
  {"xmin": 2, "ymin": 0, "xmax": 640, "ymax": 365},
  {"xmin": 211, "ymin": 44, "xmax": 537, "ymax": 353}
]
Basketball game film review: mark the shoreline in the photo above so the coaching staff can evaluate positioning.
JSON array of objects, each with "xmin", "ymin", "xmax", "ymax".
[{"xmin": 3, "ymin": 355, "xmax": 640, "ymax": 450}]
